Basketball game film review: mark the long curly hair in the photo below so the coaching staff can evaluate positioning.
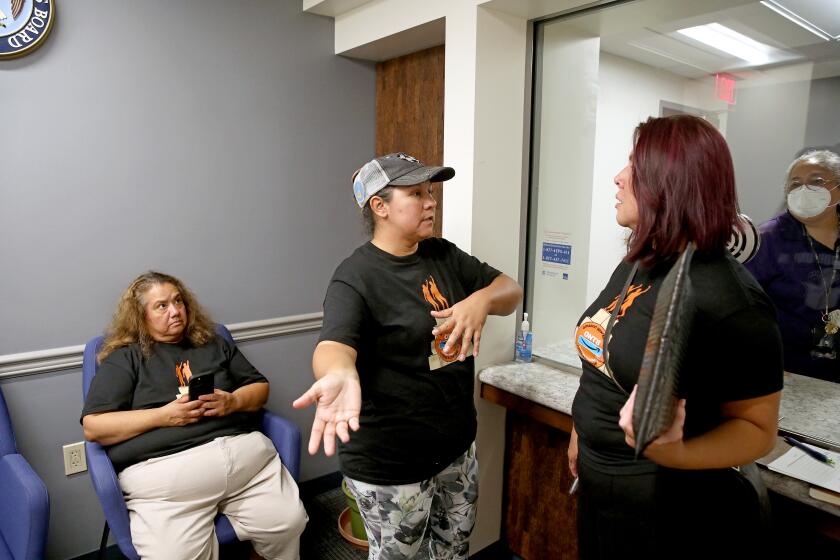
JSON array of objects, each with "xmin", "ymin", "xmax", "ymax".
[{"xmin": 97, "ymin": 271, "xmax": 216, "ymax": 363}]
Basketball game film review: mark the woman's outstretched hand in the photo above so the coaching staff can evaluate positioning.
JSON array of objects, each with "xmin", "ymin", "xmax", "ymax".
[{"xmin": 293, "ymin": 371, "xmax": 361, "ymax": 457}]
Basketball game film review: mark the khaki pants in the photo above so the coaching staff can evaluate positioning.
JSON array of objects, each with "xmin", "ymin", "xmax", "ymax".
[{"xmin": 118, "ymin": 431, "xmax": 307, "ymax": 560}]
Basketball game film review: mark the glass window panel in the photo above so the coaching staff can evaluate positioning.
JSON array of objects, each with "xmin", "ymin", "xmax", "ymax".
[{"xmin": 526, "ymin": 0, "xmax": 840, "ymax": 374}]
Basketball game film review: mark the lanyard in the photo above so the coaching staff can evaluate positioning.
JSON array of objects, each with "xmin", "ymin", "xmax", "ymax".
[
  {"xmin": 602, "ymin": 261, "xmax": 639, "ymax": 396},
  {"xmin": 802, "ymin": 224, "xmax": 840, "ymax": 326}
]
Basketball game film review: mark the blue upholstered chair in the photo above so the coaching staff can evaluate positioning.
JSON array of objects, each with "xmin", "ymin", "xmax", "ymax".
[
  {"xmin": 82, "ymin": 325, "xmax": 301, "ymax": 560},
  {"xmin": 0, "ymin": 386, "xmax": 50, "ymax": 560}
]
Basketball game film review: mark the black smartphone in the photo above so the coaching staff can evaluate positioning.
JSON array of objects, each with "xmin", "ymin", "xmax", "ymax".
[{"xmin": 188, "ymin": 373, "xmax": 215, "ymax": 401}]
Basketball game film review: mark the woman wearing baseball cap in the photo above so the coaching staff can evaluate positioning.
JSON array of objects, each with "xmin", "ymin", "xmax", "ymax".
[{"xmin": 294, "ymin": 152, "xmax": 522, "ymax": 559}]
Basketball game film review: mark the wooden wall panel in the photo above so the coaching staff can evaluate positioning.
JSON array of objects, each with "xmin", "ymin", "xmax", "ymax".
[
  {"xmin": 505, "ymin": 412, "xmax": 579, "ymax": 559},
  {"xmin": 376, "ymin": 45, "xmax": 445, "ymax": 237}
]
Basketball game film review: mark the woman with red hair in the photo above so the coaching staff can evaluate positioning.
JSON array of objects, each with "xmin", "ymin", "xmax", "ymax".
[{"xmin": 569, "ymin": 115, "xmax": 783, "ymax": 558}]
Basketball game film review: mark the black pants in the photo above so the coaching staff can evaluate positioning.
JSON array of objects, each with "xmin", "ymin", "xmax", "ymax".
[{"xmin": 577, "ymin": 446, "xmax": 766, "ymax": 560}]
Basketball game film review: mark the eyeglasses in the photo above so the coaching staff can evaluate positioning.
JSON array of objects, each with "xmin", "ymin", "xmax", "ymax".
[{"xmin": 787, "ymin": 177, "xmax": 839, "ymax": 191}]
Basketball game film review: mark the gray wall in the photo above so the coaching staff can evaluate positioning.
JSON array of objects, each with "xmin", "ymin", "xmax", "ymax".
[
  {"xmin": 804, "ymin": 76, "xmax": 840, "ymax": 153},
  {"xmin": 0, "ymin": 1, "xmax": 374, "ymax": 557},
  {"xmin": 730, "ymin": 76, "xmax": 840, "ymax": 225}
]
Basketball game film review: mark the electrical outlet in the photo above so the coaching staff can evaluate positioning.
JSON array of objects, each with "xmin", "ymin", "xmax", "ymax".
[{"xmin": 62, "ymin": 441, "xmax": 87, "ymax": 475}]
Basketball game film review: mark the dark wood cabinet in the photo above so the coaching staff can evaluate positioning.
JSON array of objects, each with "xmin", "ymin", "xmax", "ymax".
[{"xmin": 481, "ymin": 384, "xmax": 579, "ymax": 559}]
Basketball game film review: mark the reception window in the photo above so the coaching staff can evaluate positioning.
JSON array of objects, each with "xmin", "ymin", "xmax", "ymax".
[{"xmin": 525, "ymin": 0, "xmax": 840, "ymax": 364}]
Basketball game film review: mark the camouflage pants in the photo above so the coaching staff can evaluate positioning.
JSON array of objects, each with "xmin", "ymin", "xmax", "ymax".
[{"xmin": 344, "ymin": 443, "xmax": 478, "ymax": 560}]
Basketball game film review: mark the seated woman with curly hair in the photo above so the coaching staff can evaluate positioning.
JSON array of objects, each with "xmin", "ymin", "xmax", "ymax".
[{"xmin": 82, "ymin": 271, "xmax": 306, "ymax": 560}]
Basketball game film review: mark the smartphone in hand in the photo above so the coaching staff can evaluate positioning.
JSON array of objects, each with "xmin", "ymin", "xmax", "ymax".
[{"xmin": 188, "ymin": 373, "xmax": 215, "ymax": 401}]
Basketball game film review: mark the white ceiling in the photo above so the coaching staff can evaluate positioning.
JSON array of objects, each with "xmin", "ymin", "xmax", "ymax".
[
  {"xmin": 302, "ymin": 0, "xmax": 373, "ymax": 18},
  {"xmin": 553, "ymin": 0, "xmax": 840, "ymax": 79},
  {"xmin": 775, "ymin": 0, "xmax": 840, "ymax": 37}
]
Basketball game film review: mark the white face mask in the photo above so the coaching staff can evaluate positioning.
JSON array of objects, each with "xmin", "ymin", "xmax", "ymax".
[{"xmin": 787, "ymin": 185, "xmax": 839, "ymax": 219}]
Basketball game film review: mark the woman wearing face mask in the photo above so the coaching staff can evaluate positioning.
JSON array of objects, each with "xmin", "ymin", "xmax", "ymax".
[{"xmin": 745, "ymin": 149, "xmax": 840, "ymax": 382}]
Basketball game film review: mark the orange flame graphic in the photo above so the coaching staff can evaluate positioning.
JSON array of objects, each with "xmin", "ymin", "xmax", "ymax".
[
  {"xmin": 605, "ymin": 284, "xmax": 651, "ymax": 319},
  {"xmin": 175, "ymin": 360, "xmax": 193, "ymax": 386},
  {"xmin": 422, "ymin": 276, "xmax": 450, "ymax": 311}
]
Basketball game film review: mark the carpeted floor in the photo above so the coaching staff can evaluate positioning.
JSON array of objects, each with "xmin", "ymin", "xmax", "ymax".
[
  {"xmin": 301, "ymin": 486, "xmax": 431, "ymax": 560},
  {"xmin": 301, "ymin": 485, "xmax": 368, "ymax": 560}
]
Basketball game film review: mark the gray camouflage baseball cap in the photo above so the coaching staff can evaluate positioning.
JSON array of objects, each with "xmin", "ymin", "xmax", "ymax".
[{"xmin": 352, "ymin": 152, "xmax": 455, "ymax": 208}]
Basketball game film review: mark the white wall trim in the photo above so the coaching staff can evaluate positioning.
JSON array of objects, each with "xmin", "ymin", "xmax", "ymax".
[
  {"xmin": 0, "ymin": 312, "xmax": 324, "ymax": 381},
  {"xmin": 229, "ymin": 313, "xmax": 323, "ymax": 343}
]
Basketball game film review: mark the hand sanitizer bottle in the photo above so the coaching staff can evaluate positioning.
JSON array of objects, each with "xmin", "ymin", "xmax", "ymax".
[{"xmin": 515, "ymin": 313, "xmax": 533, "ymax": 363}]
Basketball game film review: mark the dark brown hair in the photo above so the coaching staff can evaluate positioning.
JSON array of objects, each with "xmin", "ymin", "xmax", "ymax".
[
  {"xmin": 360, "ymin": 186, "xmax": 394, "ymax": 236},
  {"xmin": 626, "ymin": 115, "xmax": 738, "ymax": 266}
]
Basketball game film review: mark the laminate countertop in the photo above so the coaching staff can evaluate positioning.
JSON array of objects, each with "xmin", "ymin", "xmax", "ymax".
[{"xmin": 478, "ymin": 348, "xmax": 840, "ymax": 517}]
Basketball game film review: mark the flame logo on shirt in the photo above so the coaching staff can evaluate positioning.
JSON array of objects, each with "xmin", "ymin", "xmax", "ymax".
[
  {"xmin": 576, "ymin": 282, "xmax": 651, "ymax": 371},
  {"xmin": 422, "ymin": 276, "xmax": 460, "ymax": 362},
  {"xmin": 175, "ymin": 360, "xmax": 193, "ymax": 386},
  {"xmin": 604, "ymin": 284, "xmax": 650, "ymax": 319},
  {"xmin": 422, "ymin": 276, "xmax": 450, "ymax": 311}
]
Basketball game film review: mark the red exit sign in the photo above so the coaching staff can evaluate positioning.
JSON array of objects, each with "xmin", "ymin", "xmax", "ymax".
[{"xmin": 715, "ymin": 73, "xmax": 736, "ymax": 105}]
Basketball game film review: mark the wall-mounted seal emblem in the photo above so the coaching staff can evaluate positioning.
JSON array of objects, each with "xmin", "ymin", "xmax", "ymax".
[{"xmin": 0, "ymin": 0, "xmax": 54, "ymax": 60}]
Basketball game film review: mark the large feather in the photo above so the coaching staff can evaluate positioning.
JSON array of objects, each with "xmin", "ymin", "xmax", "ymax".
[{"xmin": 632, "ymin": 244, "xmax": 696, "ymax": 457}]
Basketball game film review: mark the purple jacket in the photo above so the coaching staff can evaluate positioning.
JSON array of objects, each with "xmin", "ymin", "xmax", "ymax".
[{"xmin": 745, "ymin": 210, "xmax": 840, "ymax": 382}]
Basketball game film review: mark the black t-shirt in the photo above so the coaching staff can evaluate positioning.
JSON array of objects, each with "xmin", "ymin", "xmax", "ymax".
[
  {"xmin": 572, "ymin": 251, "xmax": 783, "ymax": 474},
  {"xmin": 82, "ymin": 336, "xmax": 267, "ymax": 471},
  {"xmin": 319, "ymin": 238, "xmax": 501, "ymax": 485}
]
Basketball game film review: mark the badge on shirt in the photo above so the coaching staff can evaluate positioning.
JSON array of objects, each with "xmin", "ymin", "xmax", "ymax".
[
  {"xmin": 575, "ymin": 310, "xmax": 611, "ymax": 374},
  {"xmin": 575, "ymin": 283, "xmax": 650, "ymax": 377},
  {"xmin": 420, "ymin": 275, "xmax": 472, "ymax": 371},
  {"xmin": 429, "ymin": 316, "xmax": 474, "ymax": 370}
]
